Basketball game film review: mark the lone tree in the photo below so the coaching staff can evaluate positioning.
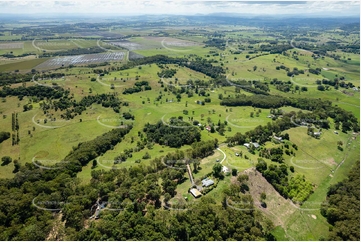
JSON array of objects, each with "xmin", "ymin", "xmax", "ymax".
[
  {"xmin": 213, "ymin": 163, "xmax": 222, "ymax": 178},
  {"xmin": 231, "ymin": 168, "xmax": 237, "ymax": 176},
  {"xmin": 1, "ymin": 156, "xmax": 12, "ymax": 166}
]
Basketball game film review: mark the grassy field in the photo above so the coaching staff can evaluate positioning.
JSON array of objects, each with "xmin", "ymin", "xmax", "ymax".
[
  {"xmin": 0, "ymin": 23, "xmax": 359, "ymax": 240},
  {"xmin": 0, "ymin": 58, "xmax": 48, "ymax": 72}
]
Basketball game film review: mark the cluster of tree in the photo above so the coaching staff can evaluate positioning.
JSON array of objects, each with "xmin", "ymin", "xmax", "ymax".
[
  {"xmin": 162, "ymin": 139, "xmax": 217, "ymax": 174},
  {"xmin": 287, "ymin": 67, "xmax": 305, "ymax": 77},
  {"xmin": 64, "ymin": 126, "xmax": 132, "ymax": 168},
  {"xmin": 229, "ymin": 79, "xmax": 270, "ymax": 95},
  {"xmin": 34, "ymin": 73, "xmax": 65, "ymax": 80},
  {"xmin": 189, "ymin": 139, "xmax": 218, "ymax": 159},
  {"xmin": 122, "ymin": 81, "xmax": 151, "ymax": 95},
  {"xmin": 49, "ymin": 93, "xmax": 122, "ymax": 119},
  {"xmin": 1, "ymin": 156, "xmax": 12, "ymax": 166},
  {"xmin": 270, "ymin": 79, "xmax": 294, "ymax": 92},
  {"xmin": 276, "ymin": 65, "xmax": 304, "ymax": 77},
  {"xmin": 186, "ymin": 79, "xmax": 210, "ymax": 87},
  {"xmin": 221, "ymin": 94, "xmax": 359, "ymax": 133},
  {"xmin": 0, "ymin": 72, "xmax": 34, "ymax": 86},
  {"xmin": 157, "ymin": 68, "xmax": 177, "ymax": 78},
  {"xmin": 11, "ymin": 113, "xmax": 20, "ymax": 145},
  {"xmin": 119, "ymin": 55, "xmax": 186, "ymax": 71},
  {"xmin": 204, "ymin": 38, "xmax": 226, "ymax": 50},
  {"xmin": 0, "ymin": 131, "xmax": 10, "ymax": 143},
  {"xmin": 256, "ymin": 159, "xmax": 313, "ymax": 202},
  {"xmin": 296, "ymin": 40, "xmax": 359, "ymax": 55},
  {"xmin": 259, "ymin": 147, "xmax": 284, "ymax": 163},
  {"xmin": 0, "ymin": 85, "xmax": 64, "ymax": 100},
  {"xmin": 143, "ymin": 120, "xmax": 201, "ymax": 148},
  {"xmin": 221, "ymin": 94, "xmax": 287, "ymax": 108},
  {"xmin": 227, "ymin": 115, "xmax": 294, "ymax": 146},
  {"xmin": 308, "ymin": 68, "xmax": 322, "ymax": 75},
  {"xmin": 259, "ymin": 43, "xmax": 292, "ymax": 54},
  {"xmin": 86, "ymin": 62, "xmax": 109, "ymax": 68},
  {"xmin": 253, "ymin": 81, "xmax": 270, "ymax": 92},
  {"xmin": 241, "ymin": 85, "xmax": 269, "ymax": 95},
  {"xmin": 118, "ymin": 54, "xmax": 225, "ymax": 80},
  {"xmin": 1, "ymin": 53, "xmax": 34, "ymax": 58},
  {"xmin": 320, "ymin": 160, "xmax": 360, "ymax": 240},
  {"xmin": 114, "ymin": 148, "xmax": 134, "ymax": 163},
  {"xmin": 294, "ymin": 37, "xmax": 317, "ymax": 42},
  {"xmin": 184, "ymin": 57, "xmax": 225, "ymax": 78},
  {"xmin": 40, "ymin": 47, "xmax": 104, "ymax": 57}
]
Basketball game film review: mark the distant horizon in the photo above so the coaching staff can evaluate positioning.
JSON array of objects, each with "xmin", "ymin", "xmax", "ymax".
[
  {"xmin": 0, "ymin": 0, "xmax": 359, "ymax": 17},
  {"xmin": 0, "ymin": 12, "xmax": 359, "ymax": 19}
]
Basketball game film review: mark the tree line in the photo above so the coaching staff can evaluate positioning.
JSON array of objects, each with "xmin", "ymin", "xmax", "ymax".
[
  {"xmin": 321, "ymin": 160, "xmax": 360, "ymax": 240},
  {"xmin": 221, "ymin": 94, "xmax": 359, "ymax": 133},
  {"xmin": 40, "ymin": 47, "xmax": 104, "ymax": 58}
]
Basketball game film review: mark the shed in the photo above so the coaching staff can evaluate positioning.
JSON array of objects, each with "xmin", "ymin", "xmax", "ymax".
[
  {"xmin": 314, "ymin": 132, "xmax": 321, "ymax": 137},
  {"xmin": 190, "ymin": 188, "xmax": 202, "ymax": 198},
  {"xmin": 274, "ymin": 136, "xmax": 282, "ymax": 141}
]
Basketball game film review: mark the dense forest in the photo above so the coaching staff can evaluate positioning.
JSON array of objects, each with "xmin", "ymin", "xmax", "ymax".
[
  {"xmin": 0, "ymin": 72, "xmax": 34, "ymax": 86},
  {"xmin": 0, "ymin": 85, "xmax": 65, "ymax": 100},
  {"xmin": 321, "ymin": 160, "xmax": 360, "ymax": 241},
  {"xmin": 256, "ymin": 159, "xmax": 314, "ymax": 202},
  {"xmin": 143, "ymin": 120, "xmax": 201, "ymax": 148},
  {"xmin": 0, "ymin": 127, "xmax": 273, "ymax": 241}
]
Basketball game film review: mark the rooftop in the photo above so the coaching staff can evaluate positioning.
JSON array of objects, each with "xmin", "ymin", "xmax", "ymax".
[
  {"xmin": 202, "ymin": 178, "xmax": 214, "ymax": 187},
  {"xmin": 190, "ymin": 188, "xmax": 202, "ymax": 198}
]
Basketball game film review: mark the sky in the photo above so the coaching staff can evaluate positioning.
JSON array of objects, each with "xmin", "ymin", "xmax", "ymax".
[{"xmin": 0, "ymin": 0, "xmax": 359, "ymax": 17}]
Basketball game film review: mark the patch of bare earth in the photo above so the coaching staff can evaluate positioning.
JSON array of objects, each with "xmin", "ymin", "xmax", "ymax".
[
  {"xmin": 241, "ymin": 168, "xmax": 299, "ymax": 239},
  {"xmin": 46, "ymin": 212, "xmax": 66, "ymax": 241}
]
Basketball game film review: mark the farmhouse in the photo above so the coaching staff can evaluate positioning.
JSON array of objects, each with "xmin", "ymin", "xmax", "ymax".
[
  {"xmin": 314, "ymin": 132, "xmax": 322, "ymax": 137},
  {"xmin": 190, "ymin": 188, "xmax": 202, "ymax": 198},
  {"xmin": 222, "ymin": 166, "xmax": 230, "ymax": 173},
  {"xmin": 244, "ymin": 142, "xmax": 260, "ymax": 148},
  {"xmin": 274, "ymin": 136, "xmax": 283, "ymax": 141},
  {"xmin": 202, "ymin": 178, "xmax": 214, "ymax": 187},
  {"xmin": 206, "ymin": 126, "xmax": 211, "ymax": 131}
]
